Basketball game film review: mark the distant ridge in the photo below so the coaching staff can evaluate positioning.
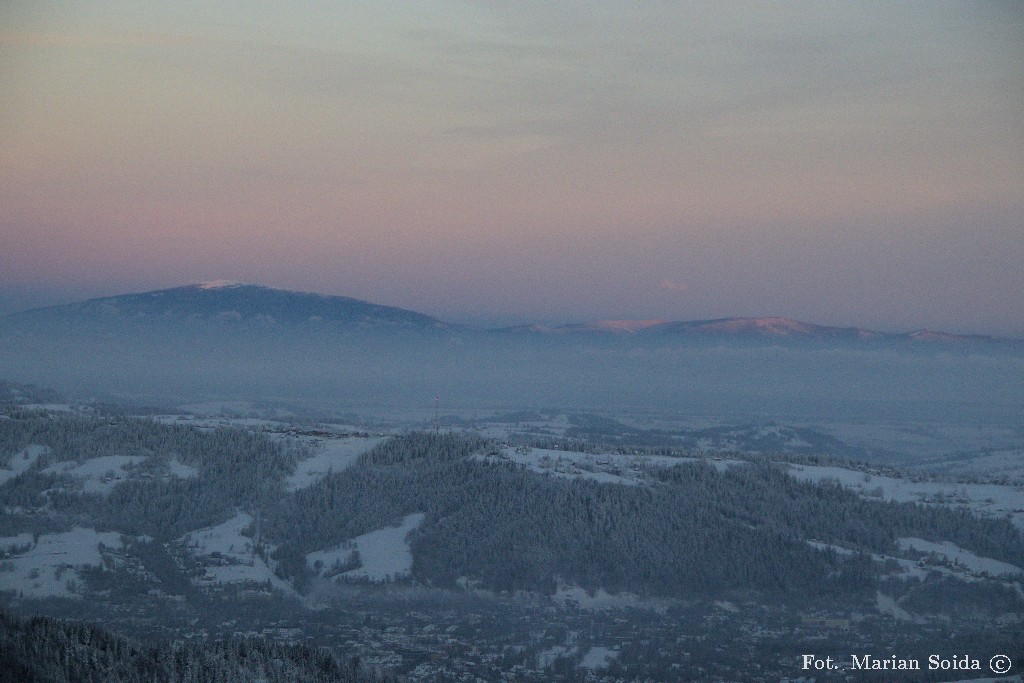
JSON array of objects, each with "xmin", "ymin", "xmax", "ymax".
[
  {"xmin": 4, "ymin": 283, "xmax": 449, "ymax": 330},
  {"xmin": 494, "ymin": 315, "xmax": 1014, "ymax": 344},
  {"xmin": 647, "ymin": 316, "xmax": 883, "ymax": 340},
  {"xmin": 1, "ymin": 283, "xmax": 1018, "ymax": 347}
]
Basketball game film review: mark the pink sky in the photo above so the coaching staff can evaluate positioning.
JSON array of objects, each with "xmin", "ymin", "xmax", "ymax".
[{"xmin": 2, "ymin": 2, "xmax": 1022, "ymax": 333}]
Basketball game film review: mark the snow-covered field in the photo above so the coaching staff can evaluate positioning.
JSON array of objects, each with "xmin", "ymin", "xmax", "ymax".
[
  {"xmin": 896, "ymin": 537, "xmax": 1023, "ymax": 577},
  {"xmin": 307, "ymin": 513, "xmax": 424, "ymax": 583},
  {"xmin": 788, "ymin": 464, "xmax": 1024, "ymax": 530},
  {"xmin": 37, "ymin": 454, "xmax": 198, "ymax": 493},
  {"xmin": 0, "ymin": 528, "xmax": 125, "ymax": 598},
  {"xmin": 808, "ymin": 537, "xmax": 1022, "ymax": 587},
  {"xmin": 478, "ymin": 446, "xmax": 742, "ymax": 486},
  {"xmin": 178, "ymin": 512, "xmax": 292, "ymax": 594},
  {"xmin": 285, "ymin": 436, "xmax": 384, "ymax": 491},
  {"xmin": 154, "ymin": 414, "xmax": 290, "ymax": 431},
  {"xmin": 42, "ymin": 455, "xmax": 146, "ymax": 494}
]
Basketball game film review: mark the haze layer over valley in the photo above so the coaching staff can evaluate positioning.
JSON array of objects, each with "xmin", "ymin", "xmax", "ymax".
[{"xmin": 2, "ymin": 283, "xmax": 1021, "ymax": 434}]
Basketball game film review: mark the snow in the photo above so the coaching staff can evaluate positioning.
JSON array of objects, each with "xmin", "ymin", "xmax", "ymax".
[
  {"xmin": 285, "ymin": 436, "xmax": 384, "ymax": 491},
  {"xmin": 807, "ymin": 540, "xmax": 857, "ymax": 557},
  {"xmin": 179, "ymin": 512, "xmax": 293, "ymax": 594},
  {"xmin": 809, "ymin": 536, "xmax": 1024, "ymax": 586},
  {"xmin": 43, "ymin": 455, "xmax": 146, "ymax": 494},
  {"xmin": 553, "ymin": 584, "xmax": 670, "ymax": 613},
  {"xmin": 580, "ymin": 646, "xmax": 618, "ymax": 669},
  {"xmin": 0, "ymin": 528, "xmax": 125, "ymax": 599},
  {"xmin": 875, "ymin": 591, "xmax": 918, "ymax": 622},
  {"xmin": 787, "ymin": 464, "xmax": 1024, "ymax": 530},
  {"xmin": 896, "ymin": 537, "xmax": 1023, "ymax": 577},
  {"xmin": 929, "ymin": 449, "xmax": 1024, "ymax": 480},
  {"xmin": 308, "ymin": 513, "xmax": 424, "ymax": 583},
  {"xmin": 167, "ymin": 458, "xmax": 199, "ymax": 478},
  {"xmin": 479, "ymin": 446, "xmax": 741, "ymax": 486},
  {"xmin": 538, "ymin": 642, "xmax": 618, "ymax": 670},
  {"xmin": 155, "ymin": 412, "xmax": 287, "ymax": 429},
  {"xmin": 18, "ymin": 403, "xmax": 74, "ymax": 412},
  {"xmin": 0, "ymin": 533, "xmax": 33, "ymax": 554},
  {"xmin": 0, "ymin": 445, "xmax": 48, "ymax": 484},
  {"xmin": 197, "ymin": 279, "xmax": 239, "ymax": 289},
  {"xmin": 306, "ymin": 543, "xmax": 356, "ymax": 578},
  {"xmin": 472, "ymin": 414, "xmax": 574, "ymax": 440}
]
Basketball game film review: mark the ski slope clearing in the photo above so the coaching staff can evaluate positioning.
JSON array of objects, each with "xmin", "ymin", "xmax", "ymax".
[
  {"xmin": 0, "ymin": 445, "xmax": 48, "ymax": 485},
  {"xmin": 177, "ymin": 512, "xmax": 292, "ymax": 594},
  {"xmin": 896, "ymin": 537, "xmax": 1023, "ymax": 577},
  {"xmin": 42, "ymin": 455, "xmax": 146, "ymax": 494},
  {"xmin": 342, "ymin": 512, "xmax": 423, "ymax": 582},
  {"xmin": 285, "ymin": 436, "xmax": 384, "ymax": 491},
  {"xmin": 0, "ymin": 528, "xmax": 124, "ymax": 599},
  {"xmin": 787, "ymin": 464, "xmax": 1024, "ymax": 530},
  {"xmin": 308, "ymin": 513, "xmax": 424, "ymax": 583}
]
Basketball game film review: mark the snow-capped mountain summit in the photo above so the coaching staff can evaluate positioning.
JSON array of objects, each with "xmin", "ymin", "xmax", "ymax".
[{"xmin": 196, "ymin": 279, "xmax": 241, "ymax": 290}]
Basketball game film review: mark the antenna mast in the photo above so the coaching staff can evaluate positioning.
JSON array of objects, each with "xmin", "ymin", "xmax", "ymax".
[{"xmin": 434, "ymin": 396, "xmax": 439, "ymax": 434}]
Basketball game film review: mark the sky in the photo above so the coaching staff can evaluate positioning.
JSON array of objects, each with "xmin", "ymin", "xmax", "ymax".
[{"xmin": 1, "ymin": 2, "xmax": 1022, "ymax": 334}]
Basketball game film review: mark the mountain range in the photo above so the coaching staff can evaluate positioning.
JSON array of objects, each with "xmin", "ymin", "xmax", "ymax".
[
  {"xmin": 1, "ymin": 282, "xmax": 1021, "ymax": 422},
  {"xmin": 1, "ymin": 281, "xmax": 1015, "ymax": 347}
]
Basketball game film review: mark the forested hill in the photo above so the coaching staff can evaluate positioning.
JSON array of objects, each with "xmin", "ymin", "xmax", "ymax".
[
  {"xmin": 0, "ymin": 607, "xmax": 392, "ymax": 683},
  {"xmin": 2, "ymin": 414, "xmax": 1023, "ymax": 602},
  {"xmin": 268, "ymin": 433, "xmax": 1024, "ymax": 598}
]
